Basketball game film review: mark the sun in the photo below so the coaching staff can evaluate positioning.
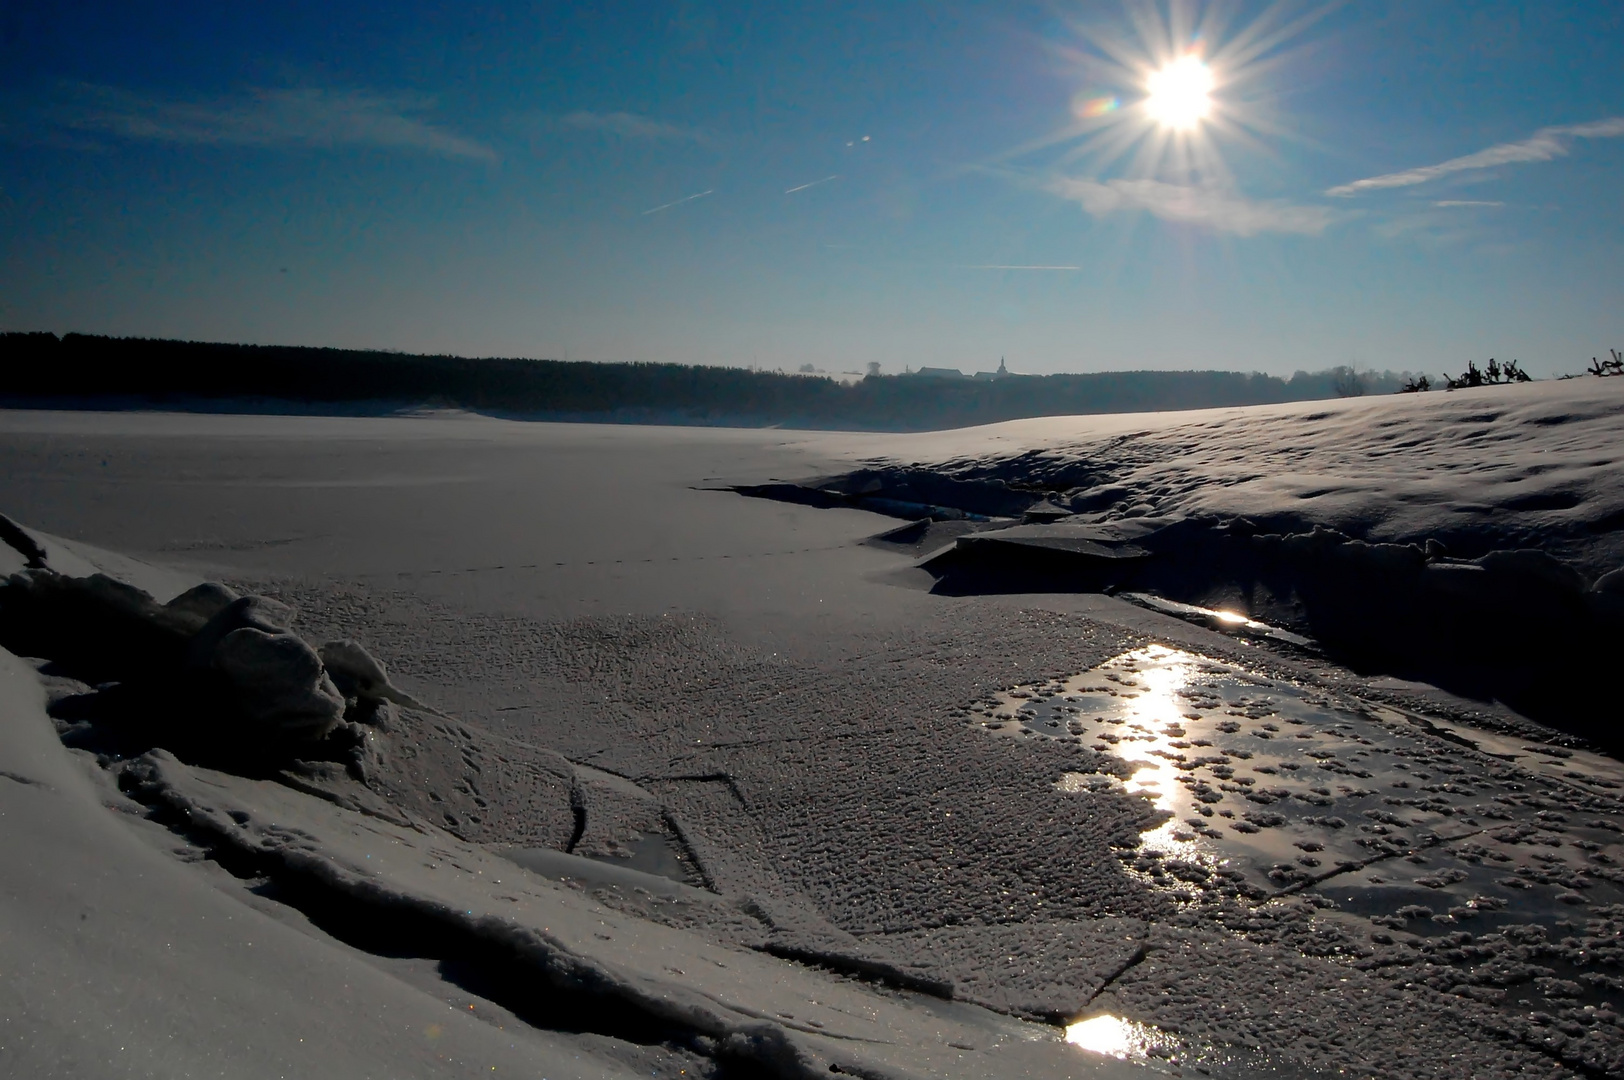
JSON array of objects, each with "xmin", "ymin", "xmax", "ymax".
[
  {"xmin": 1145, "ymin": 54, "xmax": 1213, "ymax": 131},
  {"xmin": 1005, "ymin": 1, "xmax": 1330, "ymax": 186}
]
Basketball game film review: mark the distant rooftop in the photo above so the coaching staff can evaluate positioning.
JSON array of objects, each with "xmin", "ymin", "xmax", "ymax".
[{"xmin": 909, "ymin": 357, "xmax": 1012, "ymax": 381}]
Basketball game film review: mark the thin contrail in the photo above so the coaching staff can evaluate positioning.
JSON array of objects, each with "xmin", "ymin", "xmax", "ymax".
[
  {"xmin": 954, "ymin": 264, "xmax": 1083, "ymax": 271},
  {"xmin": 643, "ymin": 189, "xmax": 715, "ymax": 215},
  {"xmin": 785, "ymin": 175, "xmax": 839, "ymax": 194}
]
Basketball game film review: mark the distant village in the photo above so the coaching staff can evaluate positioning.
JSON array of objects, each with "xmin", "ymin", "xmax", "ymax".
[
  {"xmin": 793, "ymin": 358, "xmax": 1017, "ymax": 382},
  {"xmin": 904, "ymin": 357, "xmax": 1015, "ymax": 381}
]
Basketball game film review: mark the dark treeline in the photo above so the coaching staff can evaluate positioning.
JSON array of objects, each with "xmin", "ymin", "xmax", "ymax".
[{"xmin": 2, "ymin": 332, "xmax": 1411, "ymax": 431}]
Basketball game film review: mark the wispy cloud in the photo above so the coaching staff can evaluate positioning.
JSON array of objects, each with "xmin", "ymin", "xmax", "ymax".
[
  {"xmin": 44, "ymin": 82, "xmax": 496, "ymax": 160},
  {"xmin": 1434, "ymin": 200, "xmax": 1504, "ymax": 208},
  {"xmin": 1046, "ymin": 177, "xmax": 1337, "ymax": 237},
  {"xmin": 642, "ymin": 189, "xmax": 714, "ymax": 215},
  {"xmin": 785, "ymin": 174, "xmax": 839, "ymax": 194},
  {"xmin": 560, "ymin": 110, "xmax": 709, "ymax": 144},
  {"xmin": 1327, "ymin": 117, "xmax": 1624, "ymax": 197}
]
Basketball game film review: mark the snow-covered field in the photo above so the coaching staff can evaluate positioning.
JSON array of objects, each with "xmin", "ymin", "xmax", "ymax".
[{"xmin": 2, "ymin": 381, "xmax": 1622, "ymax": 1080}]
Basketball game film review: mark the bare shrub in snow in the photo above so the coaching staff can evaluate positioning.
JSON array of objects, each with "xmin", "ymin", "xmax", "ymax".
[
  {"xmin": 1588, "ymin": 349, "xmax": 1623, "ymax": 377},
  {"xmin": 1444, "ymin": 358, "xmax": 1530, "ymax": 389}
]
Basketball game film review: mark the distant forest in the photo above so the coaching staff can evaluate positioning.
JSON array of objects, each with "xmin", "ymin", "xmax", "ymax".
[{"xmin": 1, "ymin": 332, "xmax": 1417, "ymax": 431}]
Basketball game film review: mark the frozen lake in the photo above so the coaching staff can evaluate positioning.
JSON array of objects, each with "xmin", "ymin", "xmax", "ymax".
[{"xmin": 2, "ymin": 397, "xmax": 1621, "ymax": 1080}]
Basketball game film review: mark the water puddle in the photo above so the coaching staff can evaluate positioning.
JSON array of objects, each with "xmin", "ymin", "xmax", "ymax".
[{"xmin": 975, "ymin": 645, "xmax": 1624, "ymax": 1027}]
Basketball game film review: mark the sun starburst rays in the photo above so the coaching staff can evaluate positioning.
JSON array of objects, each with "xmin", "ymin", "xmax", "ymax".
[{"xmin": 1022, "ymin": 2, "xmax": 1329, "ymax": 190}]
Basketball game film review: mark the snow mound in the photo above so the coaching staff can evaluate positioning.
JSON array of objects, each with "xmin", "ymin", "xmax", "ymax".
[{"xmin": 0, "ymin": 561, "xmax": 400, "ymax": 773}]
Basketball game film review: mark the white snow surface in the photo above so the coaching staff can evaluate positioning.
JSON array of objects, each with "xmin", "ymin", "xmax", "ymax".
[
  {"xmin": 854, "ymin": 377, "xmax": 1624, "ymax": 577},
  {"xmin": 6, "ymin": 377, "xmax": 1621, "ymax": 578},
  {"xmin": 0, "ymin": 642, "xmax": 1136, "ymax": 1079},
  {"xmin": 0, "ymin": 649, "xmax": 645, "ymax": 1080},
  {"xmin": 0, "ymin": 520, "xmax": 202, "ymax": 601},
  {"xmin": 128, "ymin": 746, "xmax": 1132, "ymax": 1079}
]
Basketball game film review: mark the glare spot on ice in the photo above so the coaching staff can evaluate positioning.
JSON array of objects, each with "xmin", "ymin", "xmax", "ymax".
[
  {"xmin": 1102, "ymin": 649, "xmax": 1212, "ymax": 859},
  {"xmin": 1064, "ymin": 1013, "xmax": 1166, "ymax": 1058},
  {"xmin": 1123, "ymin": 593, "xmax": 1314, "ymax": 647}
]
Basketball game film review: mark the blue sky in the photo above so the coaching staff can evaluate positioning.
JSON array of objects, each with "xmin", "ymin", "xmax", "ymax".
[{"xmin": 2, "ymin": 1, "xmax": 1620, "ymax": 377}]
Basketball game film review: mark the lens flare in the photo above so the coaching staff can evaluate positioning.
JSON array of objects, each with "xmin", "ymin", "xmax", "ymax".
[
  {"xmin": 1075, "ymin": 94, "xmax": 1121, "ymax": 119},
  {"xmin": 1145, "ymin": 54, "xmax": 1213, "ymax": 130}
]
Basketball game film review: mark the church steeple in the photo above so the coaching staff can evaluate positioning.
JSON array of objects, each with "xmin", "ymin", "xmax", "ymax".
[{"xmin": 997, "ymin": 356, "xmax": 1007, "ymax": 376}]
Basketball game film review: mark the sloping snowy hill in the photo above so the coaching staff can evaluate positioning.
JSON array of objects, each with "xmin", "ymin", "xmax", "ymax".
[{"xmin": 842, "ymin": 376, "xmax": 1624, "ymax": 580}]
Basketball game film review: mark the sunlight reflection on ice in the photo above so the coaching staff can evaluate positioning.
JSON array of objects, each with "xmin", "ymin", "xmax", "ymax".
[
  {"xmin": 1064, "ymin": 1013, "xmax": 1166, "ymax": 1058},
  {"xmin": 1070, "ymin": 645, "xmax": 1213, "ymax": 863},
  {"xmin": 983, "ymin": 642, "xmax": 1624, "ymax": 920},
  {"xmin": 1122, "ymin": 593, "xmax": 1314, "ymax": 646},
  {"xmin": 976, "ymin": 643, "xmax": 1624, "ymax": 1056}
]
